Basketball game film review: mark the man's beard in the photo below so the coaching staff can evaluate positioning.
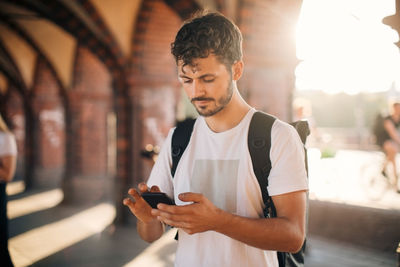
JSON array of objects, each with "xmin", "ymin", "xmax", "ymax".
[{"xmin": 191, "ymin": 80, "xmax": 234, "ymax": 117}]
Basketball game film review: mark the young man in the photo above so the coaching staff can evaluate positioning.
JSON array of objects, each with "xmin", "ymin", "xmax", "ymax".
[{"xmin": 124, "ymin": 12, "xmax": 308, "ymax": 266}]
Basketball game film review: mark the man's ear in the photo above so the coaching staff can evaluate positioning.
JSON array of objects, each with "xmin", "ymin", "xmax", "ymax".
[{"xmin": 232, "ymin": 60, "xmax": 244, "ymax": 81}]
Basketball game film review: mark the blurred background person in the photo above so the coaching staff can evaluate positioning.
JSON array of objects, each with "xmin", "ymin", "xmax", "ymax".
[
  {"xmin": 0, "ymin": 113, "xmax": 17, "ymax": 267},
  {"xmin": 376, "ymin": 102, "xmax": 400, "ymax": 193}
]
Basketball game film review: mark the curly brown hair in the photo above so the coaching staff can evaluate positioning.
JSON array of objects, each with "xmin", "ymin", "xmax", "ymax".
[{"xmin": 171, "ymin": 11, "xmax": 242, "ymax": 70}]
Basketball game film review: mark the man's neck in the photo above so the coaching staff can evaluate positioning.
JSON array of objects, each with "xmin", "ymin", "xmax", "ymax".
[{"xmin": 204, "ymin": 90, "xmax": 251, "ymax": 133}]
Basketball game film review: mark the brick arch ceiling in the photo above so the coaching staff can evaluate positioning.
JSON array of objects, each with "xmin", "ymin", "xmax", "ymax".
[
  {"xmin": 0, "ymin": 0, "xmax": 208, "ymax": 92},
  {"xmin": 90, "ymin": 0, "xmax": 141, "ymax": 57},
  {"xmin": 164, "ymin": 0, "xmax": 202, "ymax": 19},
  {"xmin": 0, "ymin": 72, "xmax": 7, "ymax": 94},
  {"xmin": 0, "ymin": 2, "xmax": 75, "ymax": 91},
  {"xmin": 0, "ymin": 6, "xmax": 69, "ymax": 103},
  {"xmin": 3, "ymin": 0, "xmax": 126, "ymax": 83},
  {"xmin": 163, "ymin": 0, "xmax": 239, "ymax": 20},
  {"xmin": 0, "ymin": 23, "xmax": 36, "ymax": 90},
  {"xmin": 0, "ymin": 40, "xmax": 26, "ymax": 95}
]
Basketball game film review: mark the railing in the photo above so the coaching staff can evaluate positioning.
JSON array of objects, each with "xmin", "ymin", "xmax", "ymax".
[{"xmin": 308, "ymin": 127, "xmax": 380, "ymax": 151}]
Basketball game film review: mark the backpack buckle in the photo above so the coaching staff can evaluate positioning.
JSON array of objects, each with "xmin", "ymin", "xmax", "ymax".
[
  {"xmin": 172, "ymin": 147, "xmax": 181, "ymax": 157},
  {"xmin": 251, "ymin": 138, "xmax": 266, "ymax": 148}
]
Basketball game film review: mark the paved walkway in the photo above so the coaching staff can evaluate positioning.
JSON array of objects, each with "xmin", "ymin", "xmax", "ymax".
[
  {"xmin": 5, "ymin": 149, "xmax": 400, "ymax": 266},
  {"xmin": 24, "ymin": 226, "xmax": 397, "ymax": 267},
  {"xmin": 307, "ymin": 148, "xmax": 400, "ymax": 209}
]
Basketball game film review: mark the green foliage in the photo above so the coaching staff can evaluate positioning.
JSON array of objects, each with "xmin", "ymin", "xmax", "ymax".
[{"xmin": 320, "ymin": 147, "xmax": 336, "ymax": 158}]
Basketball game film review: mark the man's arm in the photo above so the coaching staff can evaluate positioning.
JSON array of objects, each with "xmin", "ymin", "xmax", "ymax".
[
  {"xmin": 123, "ymin": 183, "xmax": 165, "ymax": 242},
  {"xmin": 152, "ymin": 190, "xmax": 306, "ymax": 253},
  {"xmin": 218, "ymin": 191, "xmax": 306, "ymax": 252}
]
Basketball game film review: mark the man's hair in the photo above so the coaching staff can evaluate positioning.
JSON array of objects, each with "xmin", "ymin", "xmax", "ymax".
[{"xmin": 171, "ymin": 11, "xmax": 243, "ymax": 69}]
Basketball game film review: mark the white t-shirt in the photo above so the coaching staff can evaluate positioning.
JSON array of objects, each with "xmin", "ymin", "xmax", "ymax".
[
  {"xmin": 147, "ymin": 108, "xmax": 308, "ymax": 267},
  {"xmin": 0, "ymin": 131, "xmax": 17, "ymax": 156}
]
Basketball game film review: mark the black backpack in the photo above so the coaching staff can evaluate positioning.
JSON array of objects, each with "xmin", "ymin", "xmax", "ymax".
[{"xmin": 171, "ymin": 111, "xmax": 310, "ymax": 267}]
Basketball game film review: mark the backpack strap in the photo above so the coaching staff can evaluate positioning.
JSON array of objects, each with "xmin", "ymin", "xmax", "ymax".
[
  {"xmin": 249, "ymin": 113, "xmax": 310, "ymax": 267},
  {"xmin": 289, "ymin": 120, "xmax": 310, "ymax": 145},
  {"xmin": 248, "ymin": 111, "xmax": 276, "ymax": 218},
  {"xmin": 171, "ymin": 118, "xmax": 196, "ymax": 177},
  {"xmin": 289, "ymin": 120, "xmax": 310, "ymax": 174},
  {"xmin": 171, "ymin": 118, "xmax": 196, "ymax": 241}
]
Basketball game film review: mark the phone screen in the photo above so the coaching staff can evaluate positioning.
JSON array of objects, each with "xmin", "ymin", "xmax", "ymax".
[{"xmin": 141, "ymin": 192, "xmax": 175, "ymax": 208}]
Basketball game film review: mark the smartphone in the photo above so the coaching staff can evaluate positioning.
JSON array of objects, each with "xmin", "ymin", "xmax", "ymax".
[{"xmin": 141, "ymin": 192, "xmax": 175, "ymax": 208}]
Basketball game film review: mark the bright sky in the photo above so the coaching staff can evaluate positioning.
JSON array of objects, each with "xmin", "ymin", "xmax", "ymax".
[{"xmin": 295, "ymin": 0, "xmax": 400, "ymax": 94}]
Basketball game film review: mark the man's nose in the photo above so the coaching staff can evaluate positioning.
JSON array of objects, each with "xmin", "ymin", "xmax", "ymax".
[{"xmin": 191, "ymin": 80, "xmax": 205, "ymax": 98}]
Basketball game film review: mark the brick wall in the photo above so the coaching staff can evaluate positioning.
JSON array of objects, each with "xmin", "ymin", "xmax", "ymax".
[
  {"xmin": 238, "ymin": 0, "xmax": 302, "ymax": 121},
  {"xmin": 63, "ymin": 46, "xmax": 113, "ymax": 203},
  {"xmin": 69, "ymin": 46, "xmax": 112, "ymax": 176},
  {"xmin": 129, "ymin": 0, "xmax": 182, "ymax": 184},
  {"xmin": 31, "ymin": 58, "xmax": 65, "ymax": 187}
]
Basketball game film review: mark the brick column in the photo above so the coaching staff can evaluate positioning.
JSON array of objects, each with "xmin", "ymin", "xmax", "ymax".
[
  {"xmin": 30, "ymin": 59, "xmax": 66, "ymax": 188},
  {"xmin": 63, "ymin": 47, "xmax": 113, "ymax": 204},
  {"xmin": 238, "ymin": 0, "xmax": 302, "ymax": 121},
  {"xmin": 129, "ymin": 0, "xmax": 182, "ymax": 185},
  {"xmin": 129, "ymin": 84, "xmax": 178, "ymax": 182}
]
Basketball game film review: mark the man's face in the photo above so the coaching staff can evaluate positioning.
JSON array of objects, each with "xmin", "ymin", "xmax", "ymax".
[{"xmin": 178, "ymin": 54, "xmax": 234, "ymax": 117}]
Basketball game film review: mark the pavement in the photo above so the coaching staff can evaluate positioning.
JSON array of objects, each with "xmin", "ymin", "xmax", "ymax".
[{"xmin": 5, "ymin": 148, "xmax": 400, "ymax": 267}]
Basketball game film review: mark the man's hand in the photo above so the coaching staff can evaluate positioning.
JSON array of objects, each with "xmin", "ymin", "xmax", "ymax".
[
  {"xmin": 152, "ymin": 192, "xmax": 225, "ymax": 235},
  {"xmin": 123, "ymin": 183, "xmax": 161, "ymax": 223},
  {"xmin": 123, "ymin": 183, "xmax": 166, "ymax": 242}
]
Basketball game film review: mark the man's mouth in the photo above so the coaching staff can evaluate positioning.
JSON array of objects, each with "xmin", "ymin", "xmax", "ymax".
[{"xmin": 191, "ymin": 97, "xmax": 214, "ymax": 104}]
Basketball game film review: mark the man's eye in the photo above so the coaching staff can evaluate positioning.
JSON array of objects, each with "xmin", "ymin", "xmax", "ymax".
[
  {"xmin": 183, "ymin": 79, "xmax": 192, "ymax": 83},
  {"xmin": 204, "ymin": 79, "xmax": 215, "ymax": 83}
]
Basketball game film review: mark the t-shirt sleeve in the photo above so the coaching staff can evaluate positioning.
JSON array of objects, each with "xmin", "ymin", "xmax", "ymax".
[
  {"xmin": 267, "ymin": 120, "xmax": 308, "ymax": 196},
  {"xmin": 0, "ymin": 133, "xmax": 17, "ymax": 156},
  {"xmin": 146, "ymin": 128, "xmax": 175, "ymax": 199}
]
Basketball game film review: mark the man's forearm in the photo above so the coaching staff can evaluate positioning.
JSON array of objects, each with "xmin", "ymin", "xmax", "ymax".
[
  {"xmin": 214, "ymin": 211, "xmax": 305, "ymax": 253},
  {"xmin": 153, "ymin": 191, "xmax": 307, "ymax": 251},
  {"xmin": 137, "ymin": 218, "xmax": 165, "ymax": 243}
]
